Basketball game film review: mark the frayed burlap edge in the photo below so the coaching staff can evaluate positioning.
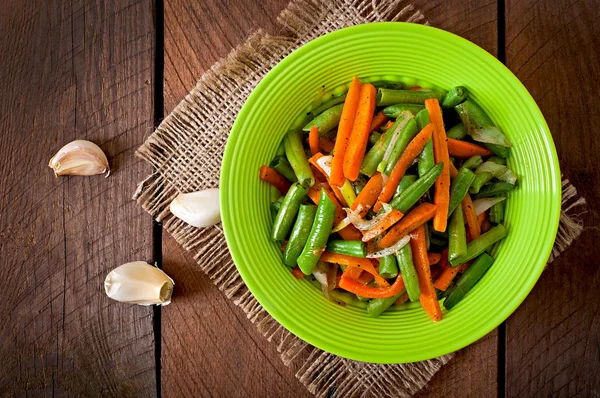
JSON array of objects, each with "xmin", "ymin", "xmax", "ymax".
[{"xmin": 133, "ymin": 0, "xmax": 585, "ymax": 396}]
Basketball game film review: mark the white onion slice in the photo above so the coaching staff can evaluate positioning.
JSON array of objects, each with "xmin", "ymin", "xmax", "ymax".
[
  {"xmin": 345, "ymin": 203, "xmax": 393, "ymax": 231},
  {"xmin": 315, "ymin": 155, "xmax": 333, "ymax": 177},
  {"xmin": 366, "ymin": 235, "xmax": 411, "ymax": 258},
  {"xmin": 472, "ymin": 196, "xmax": 506, "ymax": 216},
  {"xmin": 381, "ymin": 111, "xmax": 413, "ymax": 167}
]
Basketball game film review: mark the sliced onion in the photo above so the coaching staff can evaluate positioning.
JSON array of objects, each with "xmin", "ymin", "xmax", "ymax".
[
  {"xmin": 345, "ymin": 203, "xmax": 393, "ymax": 231},
  {"xmin": 381, "ymin": 111, "xmax": 413, "ymax": 167},
  {"xmin": 312, "ymin": 262, "xmax": 344, "ymax": 305},
  {"xmin": 472, "ymin": 197, "xmax": 506, "ymax": 216},
  {"xmin": 366, "ymin": 234, "xmax": 411, "ymax": 258},
  {"xmin": 471, "ymin": 126, "xmax": 512, "ymax": 148},
  {"xmin": 315, "ymin": 155, "xmax": 333, "ymax": 177},
  {"xmin": 475, "ymin": 161, "xmax": 506, "ymax": 177},
  {"xmin": 498, "ymin": 169, "xmax": 518, "ymax": 184}
]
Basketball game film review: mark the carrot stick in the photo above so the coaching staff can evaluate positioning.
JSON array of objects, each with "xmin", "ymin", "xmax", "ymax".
[
  {"xmin": 310, "ymin": 164, "xmax": 327, "ymax": 182},
  {"xmin": 319, "ymin": 137, "xmax": 335, "ymax": 153},
  {"xmin": 361, "ymin": 209, "xmax": 404, "ymax": 242},
  {"xmin": 343, "ymin": 83, "xmax": 377, "ymax": 181},
  {"xmin": 449, "ymin": 161, "xmax": 459, "ymax": 178},
  {"xmin": 410, "ymin": 225, "xmax": 443, "ymax": 322},
  {"xmin": 447, "ymin": 138, "xmax": 494, "ymax": 158},
  {"xmin": 320, "ymin": 252, "xmax": 388, "ymax": 287},
  {"xmin": 330, "ymin": 77, "xmax": 361, "ymax": 187},
  {"xmin": 308, "ymin": 153, "xmax": 347, "ymax": 206},
  {"xmin": 375, "ymin": 125, "xmax": 434, "ymax": 210},
  {"xmin": 259, "ymin": 165, "xmax": 291, "ymax": 195},
  {"xmin": 307, "ymin": 183, "xmax": 363, "ymax": 241},
  {"xmin": 477, "ymin": 210, "xmax": 488, "ymax": 227},
  {"xmin": 426, "ymin": 98, "xmax": 451, "ymax": 233},
  {"xmin": 394, "ymin": 291, "xmax": 410, "ymax": 305},
  {"xmin": 351, "ymin": 172, "xmax": 383, "ymax": 217},
  {"xmin": 384, "ymin": 120, "xmax": 394, "ymax": 130},
  {"xmin": 344, "ymin": 265, "xmax": 363, "ymax": 281},
  {"xmin": 291, "ymin": 266, "xmax": 305, "ymax": 279},
  {"xmin": 357, "ymin": 270, "xmax": 374, "ymax": 285},
  {"xmin": 309, "ymin": 126, "xmax": 320, "ymax": 156},
  {"xmin": 461, "ymin": 193, "xmax": 481, "ymax": 240},
  {"xmin": 434, "ymin": 259, "xmax": 472, "ymax": 291},
  {"xmin": 379, "ymin": 202, "xmax": 438, "ymax": 248},
  {"xmin": 370, "ymin": 111, "xmax": 389, "ymax": 132},
  {"xmin": 427, "ymin": 252, "xmax": 442, "ymax": 265},
  {"xmin": 410, "ymin": 86, "xmax": 422, "ymax": 91},
  {"xmin": 338, "ymin": 270, "xmax": 404, "ymax": 298}
]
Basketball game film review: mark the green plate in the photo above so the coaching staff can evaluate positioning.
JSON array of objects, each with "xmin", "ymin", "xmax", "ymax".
[{"xmin": 221, "ymin": 23, "xmax": 561, "ymax": 363}]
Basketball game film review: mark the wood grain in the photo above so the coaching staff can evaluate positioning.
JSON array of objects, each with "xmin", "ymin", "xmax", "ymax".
[
  {"xmin": 0, "ymin": 0, "xmax": 156, "ymax": 396},
  {"xmin": 162, "ymin": 0, "xmax": 499, "ymax": 396},
  {"xmin": 505, "ymin": 0, "xmax": 600, "ymax": 396}
]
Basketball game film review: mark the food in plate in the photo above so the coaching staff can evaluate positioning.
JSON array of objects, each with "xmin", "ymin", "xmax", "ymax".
[{"xmin": 259, "ymin": 77, "xmax": 516, "ymax": 321}]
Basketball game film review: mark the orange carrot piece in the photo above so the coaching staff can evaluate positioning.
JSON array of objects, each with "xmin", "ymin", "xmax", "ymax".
[
  {"xmin": 357, "ymin": 270, "xmax": 374, "ymax": 285},
  {"xmin": 410, "ymin": 225, "xmax": 443, "ymax": 322},
  {"xmin": 319, "ymin": 137, "xmax": 335, "ymax": 153},
  {"xmin": 370, "ymin": 111, "xmax": 389, "ymax": 132},
  {"xmin": 477, "ymin": 210, "xmax": 488, "ymax": 227},
  {"xmin": 338, "ymin": 270, "xmax": 404, "ymax": 298},
  {"xmin": 425, "ymin": 98, "xmax": 451, "ymax": 233},
  {"xmin": 434, "ymin": 259, "xmax": 472, "ymax": 291},
  {"xmin": 351, "ymin": 172, "xmax": 383, "ymax": 217},
  {"xmin": 427, "ymin": 252, "xmax": 442, "ymax": 265},
  {"xmin": 343, "ymin": 83, "xmax": 377, "ymax": 181},
  {"xmin": 447, "ymin": 138, "xmax": 494, "ymax": 158},
  {"xmin": 259, "ymin": 165, "xmax": 291, "ymax": 195},
  {"xmin": 320, "ymin": 252, "xmax": 388, "ymax": 287},
  {"xmin": 331, "ymin": 77, "xmax": 362, "ymax": 187},
  {"xmin": 309, "ymin": 153, "xmax": 347, "ymax": 206},
  {"xmin": 379, "ymin": 202, "xmax": 438, "ymax": 248},
  {"xmin": 394, "ymin": 291, "xmax": 410, "ymax": 305},
  {"xmin": 384, "ymin": 120, "xmax": 394, "ymax": 130},
  {"xmin": 410, "ymin": 86, "xmax": 422, "ymax": 91},
  {"xmin": 449, "ymin": 161, "xmax": 459, "ymax": 179},
  {"xmin": 307, "ymin": 183, "xmax": 363, "ymax": 241},
  {"xmin": 309, "ymin": 126, "xmax": 320, "ymax": 156},
  {"xmin": 375, "ymin": 125, "xmax": 433, "ymax": 210},
  {"xmin": 461, "ymin": 193, "xmax": 481, "ymax": 240},
  {"xmin": 291, "ymin": 266, "xmax": 305, "ymax": 279},
  {"xmin": 344, "ymin": 265, "xmax": 363, "ymax": 281},
  {"xmin": 310, "ymin": 164, "xmax": 328, "ymax": 182},
  {"xmin": 362, "ymin": 209, "xmax": 404, "ymax": 242}
]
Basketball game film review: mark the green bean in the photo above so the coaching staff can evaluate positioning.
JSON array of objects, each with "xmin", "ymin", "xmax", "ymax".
[
  {"xmin": 430, "ymin": 235, "xmax": 447, "ymax": 247},
  {"xmin": 361, "ymin": 117, "xmax": 405, "ymax": 177},
  {"xmin": 282, "ymin": 205, "xmax": 317, "ymax": 266},
  {"xmin": 469, "ymin": 161, "xmax": 507, "ymax": 194},
  {"xmin": 473, "ymin": 182, "xmax": 515, "ymax": 198},
  {"xmin": 272, "ymin": 183, "xmax": 308, "ymax": 241},
  {"xmin": 498, "ymin": 168, "xmax": 518, "ymax": 184},
  {"xmin": 270, "ymin": 156, "xmax": 297, "ymax": 182},
  {"xmin": 383, "ymin": 118, "xmax": 418, "ymax": 175},
  {"xmin": 270, "ymin": 197, "xmax": 283, "ymax": 220},
  {"xmin": 390, "ymin": 162, "xmax": 443, "ymax": 213},
  {"xmin": 444, "ymin": 253, "xmax": 495, "ymax": 309},
  {"xmin": 448, "ymin": 206, "xmax": 467, "ymax": 262},
  {"xmin": 441, "ymin": 86, "xmax": 468, "ymax": 108},
  {"xmin": 382, "ymin": 103, "xmax": 424, "ymax": 118},
  {"xmin": 353, "ymin": 175, "xmax": 368, "ymax": 195},
  {"xmin": 455, "ymin": 100, "xmax": 510, "ymax": 158},
  {"xmin": 326, "ymin": 240, "xmax": 367, "ymax": 258},
  {"xmin": 366, "ymin": 290, "xmax": 406, "ymax": 317},
  {"xmin": 369, "ymin": 132, "xmax": 382, "ymax": 145},
  {"xmin": 446, "ymin": 123, "xmax": 467, "ymax": 140},
  {"xmin": 489, "ymin": 194, "xmax": 505, "ymax": 224},
  {"xmin": 297, "ymin": 189, "xmax": 337, "ymax": 274},
  {"xmin": 302, "ymin": 103, "xmax": 344, "ymax": 135},
  {"xmin": 370, "ymin": 80, "xmax": 404, "ymax": 90},
  {"xmin": 379, "ymin": 255, "xmax": 399, "ymax": 279},
  {"xmin": 448, "ymin": 167, "xmax": 476, "ymax": 217},
  {"xmin": 449, "ymin": 224, "xmax": 507, "ymax": 266},
  {"xmin": 462, "ymin": 155, "xmax": 483, "ymax": 170},
  {"xmin": 276, "ymin": 141, "xmax": 286, "ymax": 157},
  {"xmin": 284, "ymin": 129, "xmax": 315, "ymax": 189},
  {"xmin": 309, "ymin": 93, "xmax": 347, "ymax": 118},
  {"xmin": 488, "ymin": 156, "xmax": 507, "ymax": 165},
  {"xmin": 394, "ymin": 174, "xmax": 418, "ymax": 199},
  {"xmin": 415, "ymin": 108, "xmax": 430, "ymax": 130},
  {"xmin": 377, "ymin": 88, "xmax": 445, "ymax": 106},
  {"xmin": 396, "ymin": 244, "xmax": 421, "ymax": 302}
]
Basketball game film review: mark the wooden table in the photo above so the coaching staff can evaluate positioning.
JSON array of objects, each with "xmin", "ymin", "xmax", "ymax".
[{"xmin": 1, "ymin": 0, "xmax": 598, "ymax": 396}]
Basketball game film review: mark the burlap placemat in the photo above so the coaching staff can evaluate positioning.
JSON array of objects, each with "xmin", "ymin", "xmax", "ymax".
[{"xmin": 133, "ymin": 0, "xmax": 586, "ymax": 396}]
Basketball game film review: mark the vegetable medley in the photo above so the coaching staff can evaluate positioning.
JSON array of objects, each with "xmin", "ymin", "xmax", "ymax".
[{"xmin": 259, "ymin": 77, "xmax": 516, "ymax": 321}]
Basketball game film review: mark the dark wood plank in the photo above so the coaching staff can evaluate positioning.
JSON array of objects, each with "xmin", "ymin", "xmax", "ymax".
[
  {"xmin": 505, "ymin": 0, "xmax": 600, "ymax": 396},
  {"xmin": 0, "ymin": 1, "xmax": 156, "ymax": 395},
  {"xmin": 162, "ymin": 0, "xmax": 498, "ymax": 396}
]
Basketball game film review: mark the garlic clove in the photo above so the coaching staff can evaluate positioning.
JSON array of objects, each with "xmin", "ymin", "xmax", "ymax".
[
  {"xmin": 49, "ymin": 140, "xmax": 110, "ymax": 177},
  {"xmin": 169, "ymin": 188, "xmax": 221, "ymax": 228},
  {"xmin": 104, "ymin": 261, "xmax": 174, "ymax": 306}
]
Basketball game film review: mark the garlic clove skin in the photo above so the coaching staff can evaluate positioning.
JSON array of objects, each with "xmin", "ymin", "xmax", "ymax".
[
  {"xmin": 169, "ymin": 188, "xmax": 221, "ymax": 228},
  {"xmin": 104, "ymin": 261, "xmax": 174, "ymax": 306},
  {"xmin": 49, "ymin": 140, "xmax": 110, "ymax": 177}
]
